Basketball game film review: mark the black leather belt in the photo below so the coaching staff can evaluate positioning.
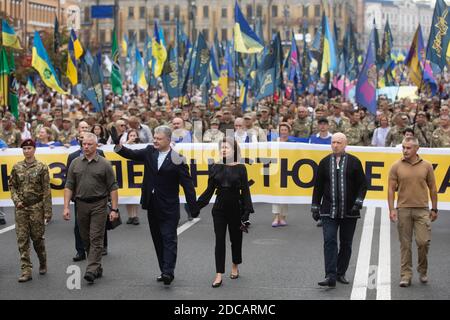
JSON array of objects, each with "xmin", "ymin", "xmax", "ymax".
[{"xmin": 76, "ymin": 196, "xmax": 107, "ymax": 203}]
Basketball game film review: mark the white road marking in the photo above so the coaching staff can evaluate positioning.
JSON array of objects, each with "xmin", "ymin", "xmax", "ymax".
[
  {"xmin": 177, "ymin": 218, "xmax": 201, "ymax": 235},
  {"xmin": 351, "ymin": 206, "xmax": 376, "ymax": 300},
  {"xmin": 376, "ymin": 207, "xmax": 391, "ymax": 300},
  {"xmin": 0, "ymin": 218, "xmax": 201, "ymax": 236},
  {"xmin": 0, "ymin": 224, "xmax": 15, "ymax": 234}
]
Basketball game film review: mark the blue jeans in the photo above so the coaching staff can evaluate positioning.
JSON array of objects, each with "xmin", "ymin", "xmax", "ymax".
[{"xmin": 322, "ymin": 216, "xmax": 357, "ymax": 280}]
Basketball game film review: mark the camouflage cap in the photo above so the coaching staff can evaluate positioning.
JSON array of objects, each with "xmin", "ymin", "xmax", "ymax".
[
  {"xmin": 243, "ymin": 113, "xmax": 253, "ymax": 120},
  {"xmin": 174, "ymin": 108, "xmax": 182, "ymax": 114},
  {"xmin": 210, "ymin": 118, "xmax": 220, "ymax": 125},
  {"xmin": 317, "ymin": 117, "xmax": 329, "ymax": 124},
  {"xmin": 20, "ymin": 139, "xmax": 36, "ymax": 148},
  {"xmin": 259, "ymin": 106, "xmax": 270, "ymax": 112},
  {"xmin": 63, "ymin": 117, "xmax": 72, "ymax": 123}
]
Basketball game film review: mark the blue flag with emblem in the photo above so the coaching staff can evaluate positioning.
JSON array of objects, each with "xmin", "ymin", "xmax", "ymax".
[
  {"xmin": 426, "ymin": 0, "xmax": 450, "ymax": 70},
  {"xmin": 79, "ymin": 50, "xmax": 105, "ymax": 112}
]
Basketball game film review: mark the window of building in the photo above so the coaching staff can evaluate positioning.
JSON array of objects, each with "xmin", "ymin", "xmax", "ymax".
[
  {"xmin": 202, "ymin": 29, "xmax": 209, "ymax": 41},
  {"xmin": 154, "ymin": 6, "xmax": 160, "ymax": 19},
  {"xmin": 221, "ymin": 28, "xmax": 227, "ymax": 41},
  {"xmin": 174, "ymin": 5, "xmax": 180, "ymax": 19},
  {"xmin": 257, "ymin": 5, "xmax": 263, "ymax": 18},
  {"xmin": 203, "ymin": 6, "xmax": 209, "ymax": 18},
  {"xmin": 315, "ymin": 5, "xmax": 321, "ymax": 17},
  {"xmin": 139, "ymin": 7, "xmax": 145, "ymax": 19},
  {"xmin": 221, "ymin": 7, "xmax": 227, "ymax": 18},
  {"xmin": 128, "ymin": 7, "xmax": 134, "ymax": 19},
  {"xmin": 272, "ymin": 5, "xmax": 278, "ymax": 17},
  {"xmin": 128, "ymin": 30, "xmax": 134, "ymax": 41},
  {"xmin": 84, "ymin": 6, "xmax": 90, "ymax": 23},
  {"xmin": 164, "ymin": 5, "xmax": 170, "ymax": 21},
  {"xmin": 247, "ymin": 5, "xmax": 253, "ymax": 20},
  {"xmin": 100, "ymin": 30, "xmax": 106, "ymax": 43},
  {"xmin": 139, "ymin": 29, "xmax": 146, "ymax": 42},
  {"xmin": 303, "ymin": 6, "xmax": 309, "ymax": 17}
]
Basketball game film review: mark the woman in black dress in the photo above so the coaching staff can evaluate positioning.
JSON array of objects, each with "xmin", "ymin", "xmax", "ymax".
[{"xmin": 196, "ymin": 137, "xmax": 254, "ymax": 288}]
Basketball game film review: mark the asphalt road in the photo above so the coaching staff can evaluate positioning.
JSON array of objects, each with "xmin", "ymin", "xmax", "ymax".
[{"xmin": 0, "ymin": 204, "xmax": 449, "ymax": 300}]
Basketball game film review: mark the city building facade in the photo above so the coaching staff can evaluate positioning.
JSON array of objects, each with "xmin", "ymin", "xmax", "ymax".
[
  {"xmin": 363, "ymin": 0, "xmax": 435, "ymax": 50},
  {"xmin": 0, "ymin": 0, "xmax": 81, "ymax": 50},
  {"xmin": 78, "ymin": 0, "xmax": 363, "ymax": 51}
]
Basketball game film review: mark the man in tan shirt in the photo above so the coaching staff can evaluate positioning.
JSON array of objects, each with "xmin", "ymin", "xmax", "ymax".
[{"xmin": 388, "ymin": 136, "xmax": 438, "ymax": 288}]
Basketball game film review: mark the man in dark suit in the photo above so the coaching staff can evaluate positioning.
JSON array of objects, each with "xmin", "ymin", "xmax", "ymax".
[
  {"xmin": 66, "ymin": 131, "xmax": 107, "ymax": 262},
  {"xmin": 111, "ymin": 125, "xmax": 199, "ymax": 285}
]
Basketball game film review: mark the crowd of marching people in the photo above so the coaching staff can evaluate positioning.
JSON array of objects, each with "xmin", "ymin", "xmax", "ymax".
[{"xmin": 1, "ymin": 81, "xmax": 449, "ymax": 152}]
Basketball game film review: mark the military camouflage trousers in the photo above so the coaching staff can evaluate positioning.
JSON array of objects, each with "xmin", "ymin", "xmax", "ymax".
[{"xmin": 15, "ymin": 205, "xmax": 47, "ymax": 274}]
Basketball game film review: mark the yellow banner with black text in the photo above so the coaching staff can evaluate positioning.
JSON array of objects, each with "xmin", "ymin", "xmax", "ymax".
[{"xmin": 0, "ymin": 143, "xmax": 449, "ymax": 209}]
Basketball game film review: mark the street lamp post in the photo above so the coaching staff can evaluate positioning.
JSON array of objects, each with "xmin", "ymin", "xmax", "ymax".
[
  {"xmin": 283, "ymin": 0, "xmax": 289, "ymax": 39},
  {"xmin": 189, "ymin": 0, "xmax": 197, "ymax": 43}
]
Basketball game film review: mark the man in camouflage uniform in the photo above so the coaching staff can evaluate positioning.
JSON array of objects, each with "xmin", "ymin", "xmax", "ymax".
[
  {"xmin": 312, "ymin": 105, "xmax": 328, "ymax": 134},
  {"xmin": 431, "ymin": 115, "xmax": 450, "ymax": 148},
  {"xmin": 413, "ymin": 111, "xmax": 433, "ymax": 147},
  {"xmin": 0, "ymin": 116, "xmax": 22, "ymax": 147},
  {"xmin": 256, "ymin": 106, "xmax": 276, "ymax": 132},
  {"xmin": 243, "ymin": 113, "xmax": 267, "ymax": 142},
  {"xmin": 58, "ymin": 118, "xmax": 77, "ymax": 146},
  {"xmin": 8, "ymin": 139, "xmax": 52, "ymax": 282},
  {"xmin": 432, "ymin": 105, "xmax": 449, "ymax": 129},
  {"xmin": 344, "ymin": 111, "xmax": 370, "ymax": 146},
  {"xmin": 327, "ymin": 103, "xmax": 350, "ymax": 134},
  {"xmin": 292, "ymin": 106, "xmax": 312, "ymax": 138},
  {"xmin": 385, "ymin": 113, "xmax": 409, "ymax": 147},
  {"xmin": 203, "ymin": 118, "xmax": 225, "ymax": 143}
]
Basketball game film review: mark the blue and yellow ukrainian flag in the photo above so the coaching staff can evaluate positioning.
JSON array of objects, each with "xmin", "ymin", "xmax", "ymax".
[
  {"xmin": 2, "ymin": 20, "xmax": 22, "ymax": 50},
  {"xmin": 320, "ymin": 13, "xmax": 337, "ymax": 77},
  {"xmin": 239, "ymin": 80, "xmax": 249, "ymax": 112},
  {"xmin": 234, "ymin": 1, "xmax": 263, "ymax": 54},
  {"xmin": 70, "ymin": 29, "xmax": 84, "ymax": 60},
  {"xmin": 27, "ymin": 77, "xmax": 37, "ymax": 94},
  {"xmin": 135, "ymin": 46, "xmax": 148, "ymax": 90},
  {"xmin": 67, "ymin": 35, "xmax": 78, "ymax": 85},
  {"xmin": 32, "ymin": 31, "xmax": 67, "ymax": 94},
  {"xmin": 152, "ymin": 21, "xmax": 167, "ymax": 78}
]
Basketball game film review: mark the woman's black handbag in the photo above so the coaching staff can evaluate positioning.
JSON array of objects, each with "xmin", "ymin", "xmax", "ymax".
[{"xmin": 106, "ymin": 206, "xmax": 122, "ymax": 230}]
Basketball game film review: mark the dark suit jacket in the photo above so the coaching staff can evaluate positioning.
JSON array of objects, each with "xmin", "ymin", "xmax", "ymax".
[{"xmin": 116, "ymin": 145, "xmax": 198, "ymax": 215}]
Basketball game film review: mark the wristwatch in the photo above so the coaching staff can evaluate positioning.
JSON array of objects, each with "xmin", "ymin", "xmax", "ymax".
[
  {"xmin": 431, "ymin": 208, "xmax": 438, "ymax": 213},
  {"xmin": 110, "ymin": 208, "xmax": 120, "ymax": 213}
]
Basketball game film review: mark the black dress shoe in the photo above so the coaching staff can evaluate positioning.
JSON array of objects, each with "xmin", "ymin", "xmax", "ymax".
[
  {"xmin": 212, "ymin": 280, "xmax": 222, "ymax": 288},
  {"xmin": 318, "ymin": 278, "xmax": 336, "ymax": 288},
  {"xmin": 84, "ymin": 272, "xmax": 96, "ymax": 283},
  {"xmin": 73, "ymin": 253, "xmax": 86, "ymax": 262},
  {"xmin": 0, "ymin": 218, "xmax": 6, "ymax": 225},
  {"xmin": 161, "ymin": 273, "xmax": 174, "ymax": 285},
  {"xmin": 156, "ymin": 274, "xmax": 164, "ymax": 282},
  {"xmin": 337, "ymin": 275, "xmax": 350, "ymax": 284}
]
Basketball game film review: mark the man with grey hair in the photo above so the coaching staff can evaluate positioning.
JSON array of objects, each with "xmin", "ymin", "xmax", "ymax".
[
  {"xmin": 64, "ymin": 132, "xmax": 119, "ymax": 284},
  {"xmin": 388, "ymin": 136, "xmax": 438, "ymax": 287},
  {"xmin": 110, "ymin": 125, "xmax": 199, "ymax": 285},
  {"xmin": 311, "ymin": 133, "xmax": 367, "ymax": 288}
]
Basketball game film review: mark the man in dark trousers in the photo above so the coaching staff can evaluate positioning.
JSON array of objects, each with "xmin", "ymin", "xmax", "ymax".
[
  {"xmin": 64, "ymin": 133, "xmax": 119, "ymax": 284},
  {"xmin": 111, "ymin": 125, "xmax": 199, "ymax": 285},
  {"xmin": 311, "ymin": 133, "xmax": 367, "ymax": 288},
  {"xmin": 66, "ymin": 131, "xmax": 107, "ymax": 262}
]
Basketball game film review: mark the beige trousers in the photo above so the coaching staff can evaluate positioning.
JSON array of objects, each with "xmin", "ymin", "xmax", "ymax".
[{"xmin": 397, "ymin": 208, "xmax": 431, "ymax": 280}]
